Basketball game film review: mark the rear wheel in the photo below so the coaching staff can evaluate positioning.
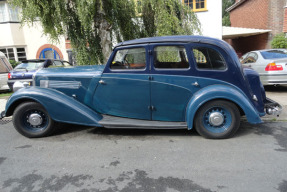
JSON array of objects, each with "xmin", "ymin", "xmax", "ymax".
[
  {"xmin": 195, "ymin": 100, "xmax": 240, "ymax": 139},
  {"xmin": 13, "ymin": 102, "xmax": 57, "ymax": 138}
]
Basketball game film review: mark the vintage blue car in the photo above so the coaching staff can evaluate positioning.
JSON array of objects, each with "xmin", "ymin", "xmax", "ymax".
[{"xmin": 0, "ymin": 36, "xmax": 282, "ymax": 139}]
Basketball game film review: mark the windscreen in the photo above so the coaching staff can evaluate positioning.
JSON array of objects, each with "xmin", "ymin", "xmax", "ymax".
[
  {"xmin": 261, "ymin": 50, "xmax": 287, "ymax": 59},
  {"xmin": 14, "ymin": 62, "xmax": 44, "ymax": 71}
]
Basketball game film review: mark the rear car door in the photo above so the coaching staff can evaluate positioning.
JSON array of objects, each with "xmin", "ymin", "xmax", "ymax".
[{"xmin": 149, "ymin": 44, "xmax": 199, "ymax": 122}]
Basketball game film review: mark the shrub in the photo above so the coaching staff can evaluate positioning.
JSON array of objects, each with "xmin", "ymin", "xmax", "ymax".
[
  {"xmin": 271, "ymin": 33, "xmax": 287, "ymax": 49},
  {"xmin": 9, "ymin": 60, "xmax": 20, "ymax": 68}
]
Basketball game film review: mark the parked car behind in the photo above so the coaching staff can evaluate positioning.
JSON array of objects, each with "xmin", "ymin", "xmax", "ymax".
[
  {"xmin": 0, "ymin": 51, "xmax": 13, "ymax": 91},
  {"xmin": 240, "ymin": 49, "xmax": 287, "ymax": 86},
  {"xmin": 7, "ymin": 59, "xmax": 72, "ymax": 91}
]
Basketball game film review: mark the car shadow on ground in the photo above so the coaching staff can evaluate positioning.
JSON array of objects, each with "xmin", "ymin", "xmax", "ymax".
[
  {"xmin": 52, "ymin": 121, "xmax": 256, "ymax": 139},
  {"xmin": 264, "ymin": 85, "xmax": 287, "ymax": 92}
]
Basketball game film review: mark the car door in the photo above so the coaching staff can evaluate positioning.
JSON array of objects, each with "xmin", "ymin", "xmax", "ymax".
[
  {"xmin": 93, "ymin": 45, "xmax": 151, "ymax": 120},
  {"xmin": 149, "ymin": 44, "xmax": 199, "ymax": 122}
]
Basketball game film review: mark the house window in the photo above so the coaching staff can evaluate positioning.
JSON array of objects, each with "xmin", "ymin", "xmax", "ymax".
[
  {"xmin": 17, "ymin": 48, "xmax": 27, "ymax": 61},
  {"xmin": 135, "ymin": 0, "xmax": 143, "ymax": 15},
  {"xmin": 0, "ymin": 1, "xmax": 20, "ymax": 23},
  {"xmin": 183, "ymin": 0, "xmax": 207, "ymax": 12},
  {"xmin": 0, "ymin": 47, "xmax": 27, "ymax": 61},
  {"xmin": 39, "ymin": 48, "xmax": 60, "ymax": 59}
]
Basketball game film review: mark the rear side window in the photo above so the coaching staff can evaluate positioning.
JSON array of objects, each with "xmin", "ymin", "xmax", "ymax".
[
  {"xmin": 192, "ymin": 47, "xmax": 226, "ymax": 70},
  {"xmin": 154, "ymin": 46, "xmax": 189, "ymax": 69},
  {"xmin": 241, "ymin": 52, "xmax": 258, "ymax": 64}
]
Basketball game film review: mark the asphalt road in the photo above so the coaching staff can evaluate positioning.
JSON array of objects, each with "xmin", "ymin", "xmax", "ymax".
[
  {"xmin": 0, "ymin": 120, "xmax": 287, "ymax": 192},
  {"xmin": 0, "ymin": 86, "xmax": 287, "ymax": 192}
]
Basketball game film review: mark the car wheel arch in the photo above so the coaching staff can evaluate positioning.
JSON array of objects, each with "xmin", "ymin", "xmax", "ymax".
[
  {"xmin": 188, "ymin": 98, "xmax": 244, "ymax": 128},
  {"xmin": 5, "ymin": 98, "xmax": 43, "ymax": 117},
  {"xmin": 185, "ymin": 85, "xmax": 262, "ymax": 130}
]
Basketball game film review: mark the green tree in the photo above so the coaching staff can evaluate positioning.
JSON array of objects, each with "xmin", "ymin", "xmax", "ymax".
[
  {"xmin": 222, "ymin": 0, "xmax": 235, "ymax": 26},
  {"xmin": 10, "ymin": 0, "xmax": 201, "ymax": 65},
  {"xmin": 271, "ymin": 33, "xmax": 287, "ymax": 49}
]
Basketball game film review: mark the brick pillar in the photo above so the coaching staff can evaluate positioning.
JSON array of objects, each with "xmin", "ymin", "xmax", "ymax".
[{"xmin": 283, "ymin": 5, "xmax": 287, "ymax": 33}]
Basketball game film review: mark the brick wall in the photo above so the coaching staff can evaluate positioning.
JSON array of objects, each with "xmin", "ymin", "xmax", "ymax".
[
  {"xmin": 283, "ymin": 7, "xmax": 287, "ymax": 32},
  {"xmin": 230, "ymin": 0, "xmax": 269, "ymax": 29},
  {"xmin": 268, "ymin": 0, "xmax": 286, "ymax": 36}
]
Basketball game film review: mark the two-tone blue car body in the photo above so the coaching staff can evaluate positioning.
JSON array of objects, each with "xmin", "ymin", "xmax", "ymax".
[{"xmin": 0, "ymin": 36, "xmax": 282, "ymax": 139}]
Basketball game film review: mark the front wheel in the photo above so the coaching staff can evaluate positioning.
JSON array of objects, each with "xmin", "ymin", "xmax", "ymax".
[
  {"xmin": 195, "ymin": 100, "xmax": 240, "ymax": 139},
  {"xmin": 13, "ymin": 102, "xmax": 57, "ymax": 138}
]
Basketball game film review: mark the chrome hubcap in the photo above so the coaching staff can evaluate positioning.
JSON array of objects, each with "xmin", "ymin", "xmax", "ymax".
[
  {"xmin": 28, "ymin": 113, "xmax": 43, "ymax": 126},
  {"xmin": 209, "ymin": 112, "xmax": 224, "ymax": 126}
]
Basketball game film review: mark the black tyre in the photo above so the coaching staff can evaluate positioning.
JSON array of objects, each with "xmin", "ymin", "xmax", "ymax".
[
  {"xmin": 194, "ymin": 100, "xmax": 240, "ymax": 139},
  {"xmin": 13, "ymin": 102, "xmax": 57, "ymax": 138}
]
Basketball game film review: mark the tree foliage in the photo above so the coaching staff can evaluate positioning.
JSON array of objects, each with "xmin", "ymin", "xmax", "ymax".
[
  {"xmin": 222, "ymin": 0, "xmax": 235, "ymax": 26},
  {"xmin": 271, "ymin": 33, "xmax": 287, "ymax": 49},
  {"xmin": 10, "ymin": 0, "xmax": 201, "ymax": 65}
]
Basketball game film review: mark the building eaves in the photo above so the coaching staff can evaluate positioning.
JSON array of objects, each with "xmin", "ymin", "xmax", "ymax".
[
  {"xmin": 226, "ymin": 0, "xmax": 247, "ymax": 12},
  {"xmin": 223, "ymin": 26, "xmax": 271, "ymax": 39}
]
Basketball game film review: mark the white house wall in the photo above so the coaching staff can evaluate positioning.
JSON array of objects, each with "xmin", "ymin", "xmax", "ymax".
[
  {"xmin": 22, "ymin": 23, "xmax": 68, "ymax": 61},
  {"xmin": 0, "ymin": 23, "xmax": 25, "ymax": 47},
  {"xmin": 195, "ymin": 0, "xmax": 222, "ymax": 39}
]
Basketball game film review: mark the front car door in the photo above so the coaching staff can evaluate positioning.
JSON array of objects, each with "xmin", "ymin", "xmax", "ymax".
[{"xmin": 93, "ymin": 45, "xmax": 151, "ymax": 120}]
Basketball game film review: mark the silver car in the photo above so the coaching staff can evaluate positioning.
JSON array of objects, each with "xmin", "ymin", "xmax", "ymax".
[
  {"xmin": 0, "ymin": 51, "xmax": 13, "ymax": 91},
  {"xmin": 240, "ymin": 49, "xmax": 287, "ymax": 85}
]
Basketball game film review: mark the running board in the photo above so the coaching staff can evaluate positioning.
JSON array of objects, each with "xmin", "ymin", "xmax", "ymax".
[{"xmin": 99, "ymin": 115, "xmax": 187, "ymax": 129}]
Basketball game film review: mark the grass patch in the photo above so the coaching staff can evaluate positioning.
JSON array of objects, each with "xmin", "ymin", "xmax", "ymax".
[{"xmin": 0, "ymin": 92, "xmax": 13, "ymax": 98}]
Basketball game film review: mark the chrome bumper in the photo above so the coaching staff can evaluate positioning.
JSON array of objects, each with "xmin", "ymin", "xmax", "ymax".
[
  {"xmin": 264, "ymin": 98, "xmax": 282, "ymax": 116},
  {"xmin": 0, "ymin": 111, "xmax": 5, "ymax": 120}
]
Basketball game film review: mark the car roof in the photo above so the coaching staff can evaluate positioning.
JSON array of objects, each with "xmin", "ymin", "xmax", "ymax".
[
  {"xmin": 21, "ymin": 59, "xmax": 69, "ymax": 63},
  {"xmin": 251, "ymin": 49, "xmax": 287, "ymax": 53},
  {"xmin": 115, "ymin": 35, "xmax": 227, "ymax": 48},
  {"xmin": 0, "ymin": 51, "xmax": 6, "ymax": 57}
]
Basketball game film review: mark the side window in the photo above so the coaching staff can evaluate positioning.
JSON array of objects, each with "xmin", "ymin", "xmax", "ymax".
[
  {"xmin": 154, "ymin": 46, "xmax": 189, "ymax": 69},
  {"xmin": 110, "ymin": 48, "xmax": 146, "ymax": 70},
  {"xmin": 240, "ymin": 53, "xmax": 249, "ymax": 64},
  {"xmin": 242, "ymin": 52, "xmax": 258, "ymax": 64},
  {"xmin": 192, "ymin": 47, "xmax": 226, "ymax": 70},
  {"xmin": 63, "ymin": 61, "xmax": 71, "ymax": 66},
  {"xmin": 53, "ymin": 60, "xmax": 64, "ymax": 67}
]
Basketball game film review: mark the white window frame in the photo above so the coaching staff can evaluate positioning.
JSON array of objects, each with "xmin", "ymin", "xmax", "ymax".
[
  {"xmin": 0, "ymin": 47, "xmax": 27, "ymax": 61},
  {"xmin": 0, "ymin": 1, "xmax": 20, "ymax": 23}
]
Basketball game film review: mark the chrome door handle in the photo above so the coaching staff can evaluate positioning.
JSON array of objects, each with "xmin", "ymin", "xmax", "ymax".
[
  {"xmin": 99, "ymin": 80, "xmax": 105, "ymax": 84},
  {"xmin": 192, "ymin": 81, "xmax": 199, "ymax": 87}
]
